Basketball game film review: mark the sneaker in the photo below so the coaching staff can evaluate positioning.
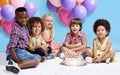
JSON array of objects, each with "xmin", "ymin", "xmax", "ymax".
[
  {"xmin": 60, "ymin": 53, "xmax": 65, "ymax": 59},
  {"xmin": 85, "ymin": 57, "xmax": 93, "ymax": 64},
  {"xmin": 8, "ymin": 60, "xmax": 13, "ymax": 65},
  {"xmin": 6, "ymin": 66, "xmax": 19, "ymax": 73},
  {"xmin": 46, "ymin": 54, "xmax": 55, "ymax": 60},
  {"xmin": 105, "ymin": 58, "xmax": 110, "ymax": 64}
]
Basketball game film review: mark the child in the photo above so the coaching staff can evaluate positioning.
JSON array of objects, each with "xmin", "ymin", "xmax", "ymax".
[
  {"xmin": 61, "ymin": 18, "xmax": 93, "ymax": 62},
  {"xmin": 27, "ymin": 17, "xmax": 51, "ymax": 60},
  {"xmin": 41, "ymin": 14, "xmax": 58, "ymax": 55},
  {"xmin": 6, "ymin": 7, "xmax": 41, "ymax": 71},
  {"xmin": 93, "ymin": 19, "xmax": 115, "ymax": 63}
]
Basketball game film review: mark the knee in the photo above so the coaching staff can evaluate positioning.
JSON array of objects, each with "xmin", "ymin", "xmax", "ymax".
[{"xmin": 111, "ymin": 50, "xmax": 116, "ymax": 56}]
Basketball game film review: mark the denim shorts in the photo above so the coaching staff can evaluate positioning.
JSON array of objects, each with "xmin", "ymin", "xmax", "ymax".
[{"xmin": 7, "ymin": 48, "xmax": 40, "ymax": 61}]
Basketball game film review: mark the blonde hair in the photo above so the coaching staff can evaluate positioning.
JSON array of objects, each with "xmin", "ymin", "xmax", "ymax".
[{"xmin": 42, "ymin": 14, "xmax": 54, "ymax": 39}]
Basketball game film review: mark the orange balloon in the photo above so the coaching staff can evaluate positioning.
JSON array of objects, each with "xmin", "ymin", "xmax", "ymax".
[{"xmin": 0, "ymin": 0, "xmax": 11, "ymax": 7}]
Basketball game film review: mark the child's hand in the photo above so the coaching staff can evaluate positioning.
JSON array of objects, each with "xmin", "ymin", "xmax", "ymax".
[
  {"xmin": 93, "ymin": 56, "xmax": 102, "ymax": 63},
  {"xmin": 93, "ymin": 57, "xmax": 98, "ymax": 63}
]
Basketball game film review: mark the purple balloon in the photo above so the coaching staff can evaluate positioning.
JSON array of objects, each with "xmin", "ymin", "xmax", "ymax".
[
  {"xmin": 24, "ymin": 2, "xmax": 37, "ymax": 17},
  {"xmin": 1, "ymin": 4, "xmax": 15, "ymax": 21},
  {"xmin": 47, "ymin": 0, "xmax": 59, "ymax": 12},
  {"xmin": 61, "ymin": 0, "xmax": 76, "ymax": 10},
  {"xmin": 72, "ymin": 5, "xmax": 87, "ymax": 20},
  {"xmin": 83, "ymin": 0, "xmax": 97, "ymax": 13}
]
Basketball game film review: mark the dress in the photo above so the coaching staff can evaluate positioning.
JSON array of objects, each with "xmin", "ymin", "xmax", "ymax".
[
  {"xmin": 29, "ymin": 35, "xmax": 47, "ymax": 51},
  {"xmin": 94, "ymin": 37, "xmax": 112, "ymax": 55}
]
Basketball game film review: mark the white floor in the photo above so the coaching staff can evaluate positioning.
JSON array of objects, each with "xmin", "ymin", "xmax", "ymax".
[{"xmin": 0, "ymin": 52, "xmax": 120, "ymax": 75}]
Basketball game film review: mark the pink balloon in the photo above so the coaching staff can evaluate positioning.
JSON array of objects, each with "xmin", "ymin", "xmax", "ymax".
[
  {"xmin": 49, "ymin": 0, "xmax": 61, "ymax": 7},
  {"xmin": 0, "ymin": 8, "xmax": 2, "ymax": 20},
  {"xmin": 1, "ymin": 20, "xmax": 14, "ymax": 35},
  {"xmin": 58, "ymin": 8, "xmax": 72, "ymax": 26},
  {"xmin": 11, "ymin": 0, "xmax": 25, "ymax": 9}
]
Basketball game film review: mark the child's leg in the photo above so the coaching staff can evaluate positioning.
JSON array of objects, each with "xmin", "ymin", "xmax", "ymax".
[
  {"xmin": 77, "ymin": 48, "xmax": 93, "ymax": 57},
  {"xmin": 101, "ymin": 50, "xmax": 116, "ymax": 62},
  {"xmin": 15, "ymin": 48, "xmax": 40, "ymax": 69},
  {"xmin": 18, "ymin": 60, "xmax": 39, "ymax": 69},
  {"xmin": 47, "ymin": 46, "xmax": 52, "ymax": 54},
  {"xmin": 35, "ymin": 48, "xmax": 46, "ymax": 56}
]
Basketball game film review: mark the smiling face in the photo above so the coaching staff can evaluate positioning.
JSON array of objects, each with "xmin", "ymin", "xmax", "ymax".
[
  {"xmin": 32, "ymin": 22, "xmax": 42, "ymax": 36},
  {"xmin": 43, "ymin": 15, "xmax": 54, "ymax": 29},
  {"xmin": 15, "ymin": 11, "xmax": 28, "ymax": 27},
  {"xmin": 70, "ymin": 24, "xmax": 81, "ymax": 35},
  {"xmin": 96, "ymin": 25, "xmax": 108, "ymax": 39}
]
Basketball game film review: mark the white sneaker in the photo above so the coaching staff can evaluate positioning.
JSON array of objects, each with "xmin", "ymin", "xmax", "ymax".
[
  {"xmin": 60, "ymin": 53, "xmax": 65, "ymax": 59},
  {"xmin": 85, "ymin": 57, "xmax": 93, "ymax": 64},
  {"xmin": 105, "ymin": 58, "xmax": 110, "ymax": 64}
]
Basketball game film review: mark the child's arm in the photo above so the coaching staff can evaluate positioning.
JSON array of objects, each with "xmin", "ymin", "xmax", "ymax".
[
  {"xmin": 29, "ymin": 40, "xmax": 35, "ymax": 51},
  {"xmin": 93, "ymin": 39, "xmax": 97, "ymax": 58},
  {"xmin": 9, "ymin": 48, "xmax": 22, "ymax": 63},
  {"xmin": 64, "ymin": 42, "xmax": 81, "ymax": 49},
  {"xmin": 64, "ymin": 41, "xmax": 87, "ymax": 51},
  {"xmin": 93, "ymin": 39, "xmax": 98, "ymax": 62}
]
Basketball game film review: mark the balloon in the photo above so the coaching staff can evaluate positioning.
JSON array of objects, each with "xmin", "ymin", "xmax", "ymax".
[
  {"xmin": 58, "ymin": 8, "xmax": 72, "ymax": 26},
  {"xmin": 72, "ymin": 5, "xmax": 87, "ymax": 20},
  {"xmin": 1, "ymin": 20, "xmax": 14, "ymax": 35},
  {"xmin": 1, "ymin": 4, "xmax": 15, "ymax": 21},
  {"xmin": 83, "ymin": 0, "xmax": 97, "ymax": 13},
  {"xmin": 0, "ymin": 0, "xmax": 11, "ymax": 7},
  {"xmin": 61, "ymin": 0, "xmax": 76, "ymax": 10},
  {"xmin": 53, "ymin": 42, "xmax": 63, "ymax": 49},
  {"xmin": 0, "ymin": 8, "xmax": 2, "ymax": 20},
  {"xmin": 49, "ymin": 0, "xmax": 61, "ymax": 7},
  {"xmin": 24, "ymin": 2, "xmax": 37, "ymax": 17},
  {"xmin": 0, "ymin": 20, "xmax": 1, "ymax": 27},
  {"xmin": 11, "ymin": 0, "xmax": 25, "ymax": 9},
  {"xmin": 47, "ymin": 0, "xmax": 59, "ymax": 12}
]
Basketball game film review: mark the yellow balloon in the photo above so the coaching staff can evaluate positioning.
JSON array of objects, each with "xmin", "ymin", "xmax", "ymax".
[{"xmin": 0, "ymin": 0, "xmax": 11, "ymax": 7}]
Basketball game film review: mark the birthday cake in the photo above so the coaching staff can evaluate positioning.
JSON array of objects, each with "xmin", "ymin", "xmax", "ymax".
[{"xmin": 63, "ymin": 56, "xmax": 86, "ymax": 66}]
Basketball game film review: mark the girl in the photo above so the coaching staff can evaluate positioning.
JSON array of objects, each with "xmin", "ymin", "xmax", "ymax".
[
  {"xmin": 28, "ymin": 17, "xmax": 54, "ymax": 60},
  {"xmin": 93, "ymin": 19, "xmax": 115, "ymax": 64},
  {"xmin": 42, "ymin": 14, "xmax": 60, "ymax": 55}
]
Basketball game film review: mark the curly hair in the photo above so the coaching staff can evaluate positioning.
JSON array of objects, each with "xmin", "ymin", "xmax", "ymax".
[
  {"xmin": 93, "ymin": 19, "xmax": 111, "ymax": 36},
  {"xmin": 28, "ymin": 17, "xmax": 44, "ymax": 35}
]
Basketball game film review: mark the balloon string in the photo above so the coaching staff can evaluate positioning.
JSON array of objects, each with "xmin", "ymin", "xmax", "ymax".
[{"xmin": 65, "ymin": 25, "xmax": 69, "ymax": 32}]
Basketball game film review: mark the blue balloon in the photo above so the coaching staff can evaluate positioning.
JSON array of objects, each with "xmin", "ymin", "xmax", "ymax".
[
  {"xmin": 1, "ymin": 4, "xmax": 15, "ymax": 21},
  {"xmin": 83, "ymin": 0, "xmax": 97, "ymax": 13},
  {"xmin": 72, "ymin": 5, "xmax": 87, "ymax": 20},
  {"xmin": 61, "ymin": 0, "xmax": 76, "ymax": 10}
]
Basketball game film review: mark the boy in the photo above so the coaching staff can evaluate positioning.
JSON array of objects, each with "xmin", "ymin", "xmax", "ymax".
[
  {"xmin": 61, "ymin": 18, "xmax": 93, "ymax": 61},
  {"xmin": 6, "ymin": 7, "xmax": 40, "ymax": 73}
]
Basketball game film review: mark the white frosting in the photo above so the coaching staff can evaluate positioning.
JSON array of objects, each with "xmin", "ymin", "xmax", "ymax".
[{"xmin": 63, "ymin": 56, "xmax": 86, "ymax": 66}]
